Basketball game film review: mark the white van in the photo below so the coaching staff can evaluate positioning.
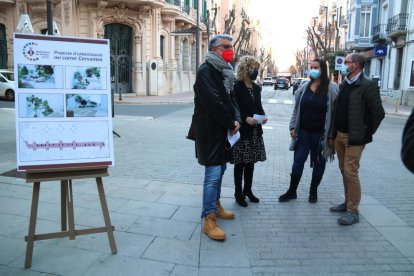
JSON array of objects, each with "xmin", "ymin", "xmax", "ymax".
[{"xmin": 0, "ymin": 69, "xmax": 15, "ymax": 101}]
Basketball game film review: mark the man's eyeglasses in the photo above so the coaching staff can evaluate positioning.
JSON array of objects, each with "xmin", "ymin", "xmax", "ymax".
[
  {"xmin": 344, "ymin": 60, "xmax": 355, "ymax": 64},
  {"xmin": 217, "ymin": 45, "xmax": 233, "ymax": 49}
]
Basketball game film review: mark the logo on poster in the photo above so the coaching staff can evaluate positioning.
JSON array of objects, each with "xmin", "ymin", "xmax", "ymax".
[
  {"xmin": 23, "ymin": 42, "xmax": 51, "ymax": 60},
  {"xmin": 23, "ymin": 42, "xmax": 39, "ymax": 61}
]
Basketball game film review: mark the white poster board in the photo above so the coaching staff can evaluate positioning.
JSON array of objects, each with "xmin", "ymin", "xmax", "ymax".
[{"xmin": 14, "ymin": 34, "xmax": 114, "ymax": 171}]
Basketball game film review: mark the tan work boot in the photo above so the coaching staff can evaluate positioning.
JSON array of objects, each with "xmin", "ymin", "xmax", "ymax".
[
  {"xmin": 216, "ymin": 200, "xmax": 235, "ymax": 219},
  {"xmin": 203, "ymin": 213, "xmax": 226, "ymax": 241}
]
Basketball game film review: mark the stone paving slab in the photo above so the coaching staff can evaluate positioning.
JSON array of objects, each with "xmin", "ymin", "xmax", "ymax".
[
  {"xmin": 1, "ymin": 89, "xmax": 414, "ymax": 275},
  {"xmin": 9, "ymin": 243, "xmax": 103, "ymax": 275}
]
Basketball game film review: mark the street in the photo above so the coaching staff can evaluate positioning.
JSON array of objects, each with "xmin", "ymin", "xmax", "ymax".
[{"xmin": 0, "ymin": 86, "xmax": 413, "ymax": 275}]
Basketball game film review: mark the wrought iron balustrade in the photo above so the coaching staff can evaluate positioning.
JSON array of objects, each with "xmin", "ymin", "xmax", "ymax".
[
  {"xmin": 387, "ymin": 13, "xmax": 409, "ymax": 35},
  {"xmin": 182, "ymin": 5, "xmax": 190, "ymax": 14},
  {"xmin": 165, "ymin": 0, "xmax": 181, "ymax": 5},
  {"xmin": 372, "ymin": 24, "xmax": 388, "ymax": 42}
]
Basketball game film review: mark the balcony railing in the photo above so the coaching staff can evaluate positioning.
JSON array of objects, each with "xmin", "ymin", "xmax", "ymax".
[
  {"xmin": 372, "ymin": 24, "xmax": 388, "ymax": 42},
  {"xmin": 166, "ymin": 0, "xmax": 181, "ymax": 5},
  {"xmin": 387, "ymin": 13, "xmax": 409, "ymax": 36},
  {"xmin": 182, "ymin": 5, "xmax": 190, "ymax": 14}
]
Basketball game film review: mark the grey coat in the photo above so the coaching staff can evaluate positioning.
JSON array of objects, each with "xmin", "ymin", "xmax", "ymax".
[{"xmin": 289, "ymin": 80, "xmax": 339, "ymax": 159}]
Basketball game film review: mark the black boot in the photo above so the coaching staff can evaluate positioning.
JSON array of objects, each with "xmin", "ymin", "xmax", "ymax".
[
  {"xmin": 309, "ymin": 175, "xmax": 322, "ymax": 203},
  {"xmin": 243, "ymin": 163, "xmax": 259, "ymax": 203},
  {"xmin": 279, "ymin": 174, "xmax": 301, "ymax": 202},
  {"xmin": 234, "ymin": 164, "xmax": 248, "ymax": 207}
]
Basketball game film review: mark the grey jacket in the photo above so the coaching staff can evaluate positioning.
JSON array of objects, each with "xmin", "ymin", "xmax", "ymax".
[{"xmin": 289, "ymin": 80, "xmax": 339, "ymax": 159}]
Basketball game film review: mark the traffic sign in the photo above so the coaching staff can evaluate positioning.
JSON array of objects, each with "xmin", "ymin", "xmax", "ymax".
[{"xmin": 335, "ymin": 56, "xmax": 345, "ymax": 70}]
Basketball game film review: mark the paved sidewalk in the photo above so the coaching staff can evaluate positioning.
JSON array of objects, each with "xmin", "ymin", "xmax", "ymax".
[
  {"xmin": 114, "ymin": 92, "xmax": 413, "ymax": 117},
  {"xmin": 114, "ymin": 92, "xmax": 194, "ymax": 105},
  {"xmin": 0, "ymin": 89, "xmax": 413, "ymax": 275}
]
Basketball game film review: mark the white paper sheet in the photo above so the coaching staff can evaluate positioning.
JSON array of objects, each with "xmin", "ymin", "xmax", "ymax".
[
  {"xmin": 226, "ymin": 130, "xmax": 240, "ymax": 149},
  {"xmin": 253, "ymin": 114, "xmax": 267, "ymax": 124}
]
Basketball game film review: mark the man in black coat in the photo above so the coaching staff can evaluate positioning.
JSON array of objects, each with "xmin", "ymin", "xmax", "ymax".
[
  {"xmin": 193, "ymin": 34, "xmax": 241, "ymax": 241},
  {"xmin": 329, "ymin": 53, "xmax": 385, "ymax": 225},
  {"xmin": 402, "ymin": 108, "xmax": 414, "ymax": 173}
]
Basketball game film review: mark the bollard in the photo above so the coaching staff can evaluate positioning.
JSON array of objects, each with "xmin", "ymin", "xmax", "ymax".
[{"xmin": 118, "ymin": 87, "xmax": 122, "ymax": 101}]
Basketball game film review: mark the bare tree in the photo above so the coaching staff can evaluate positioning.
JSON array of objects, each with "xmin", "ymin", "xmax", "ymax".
[
  {"xmin": 289, "ymin": 65, "xmax": 297, "ymax": 76},
  {"xmin": 233, "ymin": 18, "xmax": 252, "ymax": 59},
  {"xmin": 294, "ymin": 49, "xmax": 305, "ymax": 76},
  {"xmin": 223, "ymin": 9, "xmax": 236, "ymax": 35}
]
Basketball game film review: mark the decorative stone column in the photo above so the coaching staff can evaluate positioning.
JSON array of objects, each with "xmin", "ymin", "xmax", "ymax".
[
  {"xmin": 88, "ymin": 4, "xmax": 98, "ymax": 38},
  {"xmin": 134, "ymin": 33, "xmax": 145, "ymax": 95},
  {"xmin": 61, "ymin": 0, "xmax": 74, "ymax": 35}
]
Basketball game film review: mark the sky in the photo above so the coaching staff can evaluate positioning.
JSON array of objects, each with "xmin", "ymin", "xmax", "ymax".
[{"xmin": 250, "ymin": 0, "xmax": 321, "ymax": 71}]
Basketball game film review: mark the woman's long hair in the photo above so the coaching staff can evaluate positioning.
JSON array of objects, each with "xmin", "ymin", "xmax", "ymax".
[{"xmin": 311, "ymin": 59, "xmax": 329, "ymax": 95}]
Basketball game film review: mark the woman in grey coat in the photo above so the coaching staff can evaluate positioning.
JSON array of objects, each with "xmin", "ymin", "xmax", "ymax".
[{"xmin": 279, "ymin": 59, "xmax": 338, "ymax": 203}]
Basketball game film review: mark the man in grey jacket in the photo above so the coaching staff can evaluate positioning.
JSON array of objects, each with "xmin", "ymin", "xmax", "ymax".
[{"xmin": 329, "ymin": 53, "xmax": 385, "ymax": 225}]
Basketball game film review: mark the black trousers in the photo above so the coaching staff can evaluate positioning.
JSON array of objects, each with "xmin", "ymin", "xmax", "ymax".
[{"xmin": 234, "ymin": 163, "xmax": 254, "ymax": 195}]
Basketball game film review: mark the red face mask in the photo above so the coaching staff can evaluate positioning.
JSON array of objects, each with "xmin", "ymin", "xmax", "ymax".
[{"xmin": 221, "ymin": 49, "xmax": 234, "ymax": 62}]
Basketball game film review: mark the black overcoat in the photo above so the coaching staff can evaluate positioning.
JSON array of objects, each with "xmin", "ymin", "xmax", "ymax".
[{"xmin": 193, "ymin": 61, "xmax": 240, "ymax": 166}]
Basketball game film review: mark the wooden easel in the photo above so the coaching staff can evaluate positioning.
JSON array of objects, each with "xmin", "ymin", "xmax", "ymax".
[{"xmin": 24, "ymin": 167, "xmax": 117, "ymax": 268}]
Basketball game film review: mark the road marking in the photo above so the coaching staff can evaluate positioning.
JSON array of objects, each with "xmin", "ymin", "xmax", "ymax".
[{"xmin": 268, "ymin": 99, "xmax": 294, "ymax": 105}]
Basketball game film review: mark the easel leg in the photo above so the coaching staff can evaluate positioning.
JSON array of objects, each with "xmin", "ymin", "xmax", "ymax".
[
  {"xmin": 25, "ymin": 182, "xmax": 40, "ymax": 268},
  {"xmin": 96, "ymin": 177, "xmax": 117, "ymax": 254},
  {"xmin": 67, "ymin": 180, "xmax": 76, "ymax": 240},
  {"xmin": 61, "ymin": 180, "xmax": 67, "ymax": 231}
]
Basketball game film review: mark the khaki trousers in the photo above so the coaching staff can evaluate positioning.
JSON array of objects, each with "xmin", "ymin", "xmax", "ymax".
[{"xmin": 334, "ymin": 131, "xmax": 365, "ymax": 213}]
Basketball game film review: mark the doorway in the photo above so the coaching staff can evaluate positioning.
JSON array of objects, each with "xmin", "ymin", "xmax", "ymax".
[{"xmin": 104, "ymin": 24, "xmax": 132, "ymax": 94}]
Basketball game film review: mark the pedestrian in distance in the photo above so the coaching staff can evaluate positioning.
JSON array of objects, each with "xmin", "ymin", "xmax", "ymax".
[
  {"xmin": 279, "ymin": 59, "xmax": 338, "ymax": 203},
  {"xmin": 401, "ymin": 107, "xmax": 414, "ymax": 174},
  {"xmin": 329, "ymin": 53, "xmax": 385, "ymax": 225},
  {"xmin": 231, "ymin": 56, "xmax": 268, "ymax": 207},
  {"xmin": 193, "ymin": 34, "xmax": 241, "ymax": 241}
]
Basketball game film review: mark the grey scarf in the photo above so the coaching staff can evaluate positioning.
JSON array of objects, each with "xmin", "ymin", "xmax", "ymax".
[{"xmin": 205, "ymin": 51, "xmax": 234, "ymax": 94}]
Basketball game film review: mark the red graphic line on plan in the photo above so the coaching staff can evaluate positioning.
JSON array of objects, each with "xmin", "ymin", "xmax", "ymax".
[{"xmin": 25, "ymin": 141, "xmax": 105, "ymax": 150}]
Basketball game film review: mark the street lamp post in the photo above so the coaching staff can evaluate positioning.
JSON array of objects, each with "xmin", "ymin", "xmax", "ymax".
[{"xmin": 46, "ymin": 0, "xmax": 53, "ymax": 35}]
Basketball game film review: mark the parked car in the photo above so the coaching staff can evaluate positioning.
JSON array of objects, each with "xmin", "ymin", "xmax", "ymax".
[
  {"xmin": 0, "ymin": 69, "xmax": 15, "ymax": 101},
  {"xmin": 292, "ymin": 78, "xmax": 306, "ymax": 94},
  {"xmin": 274, "ymin": 77, "xmax": 289, "ymax": 90},
  {"xmin": 262, "ymin": 77, "xmax": 273, "ymax": 86},
  {"xmin": 271, "ymin": 76, "xmax": 277, "ymax": 85}
]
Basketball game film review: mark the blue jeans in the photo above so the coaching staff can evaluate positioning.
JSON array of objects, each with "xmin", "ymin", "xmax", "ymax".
[
  {"xmin": 201, "ymin": 164, "xmax": 226, "ymax": 218},
  {"xmin": 292, "ymin": 129, "xmax": 326, "ymax": 179}
]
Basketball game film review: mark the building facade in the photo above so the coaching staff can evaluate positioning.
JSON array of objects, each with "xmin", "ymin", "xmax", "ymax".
[
  {"xmin": 334, "ymin": 0, "xmax": 413, "ymax": 106},
  {"xmin": 1, "ymin": 0, "xmax": 260, "ymax": 97}
]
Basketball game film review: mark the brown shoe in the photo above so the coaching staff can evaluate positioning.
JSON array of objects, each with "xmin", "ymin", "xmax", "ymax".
[
  {"xmin": 216, "ymin": 200, "xmax": 235, "ymax": 219},
  {"xmin": 203, "ymin": 213, "xmax": 226, "ymax": 241}
]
